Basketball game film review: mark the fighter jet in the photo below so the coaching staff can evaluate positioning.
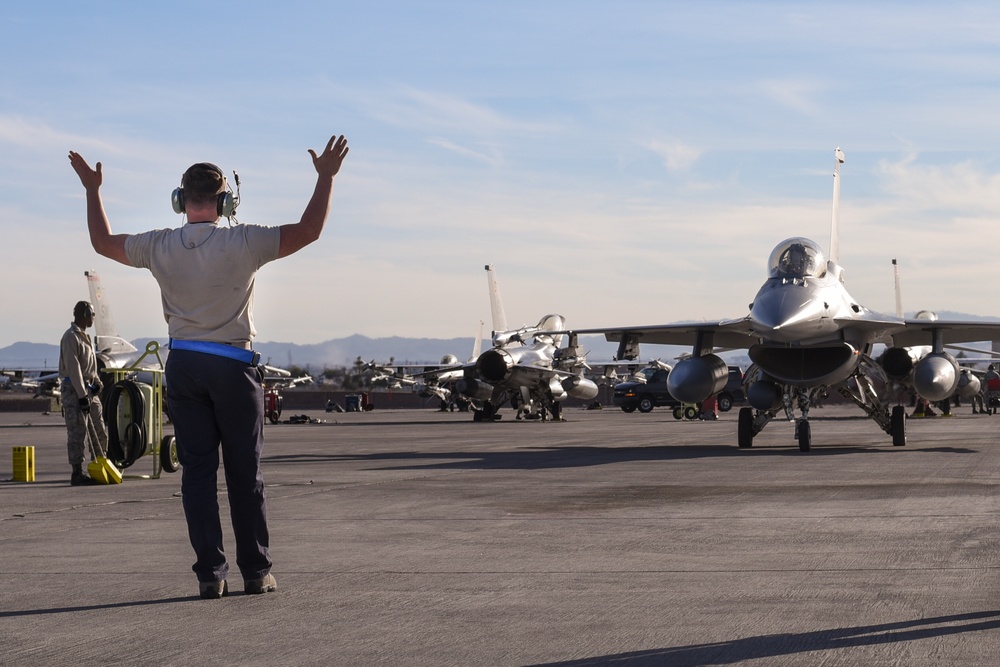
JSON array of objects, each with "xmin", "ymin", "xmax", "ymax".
[
  {"xmin": 568, "ymin": 148, "xmax": 1000, "ymax": 450},
  {"xmin": 408, "ymin": 321, "xmax": 486, "ymax": 410},
  {"xmin": 879, "ymin": 260, "xmax": 1000, "ymax": 410},
  {"xmin": 424, "ymin": 265, "xmax": 599, "ymax": 421},
  {"xmin": 0, "ymin": 369, "xmax": 60, "ymax": 398}
]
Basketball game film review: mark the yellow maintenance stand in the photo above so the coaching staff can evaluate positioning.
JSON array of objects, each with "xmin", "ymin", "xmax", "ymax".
[{"xmin": 102, "ymin": 341, "xmax": 178, "ymax": 480}]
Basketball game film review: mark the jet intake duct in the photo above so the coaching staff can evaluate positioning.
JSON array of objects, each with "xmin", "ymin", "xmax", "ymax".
[
  {"xmin": 912, "ymin": 352, "xmax": 959, "ymax": 402},
  {"xmin": 561, "ymin": 376, "xmax": 599, "ymax": 400},
  {"xmin": 476, "ymin": 349, "xmax": 514, "ymax": 383},
  {"xmin": 455, "ymin": 378, "xmax": 494, "ymax": 401},
  {"xmin": 747, "ymin": 380, "xmax": 783, "ymax": 411},
  {"xmin": 667, "ymin": 354, "xmax": 728, "ymax": 404},
  {"xmin": 880, "ymin": 347, "xmax": 914, "ymax": 380},
  {"xmin": 748, "ymin": 342, "xmax": 859, "ymax": 386}
]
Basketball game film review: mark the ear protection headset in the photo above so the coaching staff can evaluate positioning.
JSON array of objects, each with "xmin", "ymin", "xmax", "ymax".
[
  {"xmin": 171, "ymin": 162, "xmax": 239, "ymax": 219},
  {"xmin": 74, "ymin": 301, "xmax": 95, "ymax": 320}
]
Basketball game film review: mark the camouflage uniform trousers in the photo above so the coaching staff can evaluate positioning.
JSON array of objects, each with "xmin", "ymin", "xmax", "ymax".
[{"xmin": 61, "ymin": 383, "xmax": 110, "ymax": 467}]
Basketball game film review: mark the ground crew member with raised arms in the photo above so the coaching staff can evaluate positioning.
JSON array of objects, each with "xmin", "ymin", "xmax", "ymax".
[
  {"xmin": 58, "ymin": 300, "xmax": 109, "ymax": 486},
  {"xmin": 68, "ymin": 135, "xmax": 349, "ymax": 599}
]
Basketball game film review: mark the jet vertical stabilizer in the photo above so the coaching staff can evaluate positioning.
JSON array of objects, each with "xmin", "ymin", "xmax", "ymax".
[
  {"xmin": 470, "ymin": 320, "xmax": 484, "ymax": 362},
  {"xmin": 892, "ymin": 258, "xmax": 903, "ymax": 318},
  {"xmin": 84, "ymin": 270, "xmax": 137, "ymax": 355},
  {"xmin": 485, "ymin": 264, "xmax": 508, "ymax": 337}
]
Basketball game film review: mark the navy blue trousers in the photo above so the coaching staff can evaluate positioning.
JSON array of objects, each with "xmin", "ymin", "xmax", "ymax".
[{"xmin": 166, "ymin": 350, "xmax": 271, "ymax": 583}]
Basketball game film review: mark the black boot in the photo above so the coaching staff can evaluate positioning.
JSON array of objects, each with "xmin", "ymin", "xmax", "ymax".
[{"xmin": 70, "ymin": 464, "xmax": 98, "ymax": 486}]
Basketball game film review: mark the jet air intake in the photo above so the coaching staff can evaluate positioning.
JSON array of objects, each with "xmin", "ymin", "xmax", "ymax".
[
  {"xmin": 880, "ymin": 347, "xmax": 915, "ymax": 379},
  {"xmin": 748, "ymin": 342, "xmax": 859, "ymax": 386},
  {"xmin": 912, "ymin": 352, "xmax": 959, "ymax": 402},
  {"xmin": 667, "ymin": 354, "xmax": 728, "ymax": 403}
]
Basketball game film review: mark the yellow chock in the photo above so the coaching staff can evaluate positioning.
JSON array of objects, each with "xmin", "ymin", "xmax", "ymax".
[{"xmin": 13, "ymin": 446, "xmax": 36, "ymax": 482}]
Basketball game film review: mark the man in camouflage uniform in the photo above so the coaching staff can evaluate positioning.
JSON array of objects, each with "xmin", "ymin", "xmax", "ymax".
[{"xmin": 59, "ymin": 300, "xmax": 109, "ymax": 486}]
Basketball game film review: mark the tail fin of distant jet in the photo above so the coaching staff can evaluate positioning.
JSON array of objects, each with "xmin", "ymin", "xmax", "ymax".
[
  {"xmin": 485, "ymin": 264, "xmax": 508, "ymax": 337},
  {"xmin": 85, "ymin": 270, "xmax": 118, "ymax": 338},
  {"xmin": 892, "ymin": 258, "xmax": 903, "ymax": 318},
  {"xmin": 84, "ymin": 271, "xmax": 137, "ymax": 355},
  {"xmin": 470, "ymin": 319, "xmax": 484, "ymax": 362},
  {"xmin": 829, "ymin": 147, "xmax": 845, "ymax": 265}
]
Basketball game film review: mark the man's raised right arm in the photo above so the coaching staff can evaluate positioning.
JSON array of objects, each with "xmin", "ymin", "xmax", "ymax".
[
  {"xmin": 277, "ymin": 135, "xmax": 350, "ymax": 259},
  {"xmin": 68, "ymin": 151, "xmax": 130, "ymax": 265}
]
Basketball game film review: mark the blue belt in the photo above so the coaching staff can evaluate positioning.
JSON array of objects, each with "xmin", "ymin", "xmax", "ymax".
[{"xmin": 169, "ymin": 339, "xmax": 260, "ymax": 366}]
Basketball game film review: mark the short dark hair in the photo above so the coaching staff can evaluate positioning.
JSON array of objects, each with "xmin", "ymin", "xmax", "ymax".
[{"xmin": 181, "ymin": 163, "xmax": 225, "ymax": 206}]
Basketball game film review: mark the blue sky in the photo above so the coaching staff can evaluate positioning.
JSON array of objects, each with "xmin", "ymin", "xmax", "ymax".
[{"xmin": 4, "ymin": 2, "xmax": 1000, "ymax": 347}]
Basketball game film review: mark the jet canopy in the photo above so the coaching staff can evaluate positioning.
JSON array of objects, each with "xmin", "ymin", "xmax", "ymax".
[{"xmin": 767, "ymin": 238, "xmax": 826, "ymax": 279}]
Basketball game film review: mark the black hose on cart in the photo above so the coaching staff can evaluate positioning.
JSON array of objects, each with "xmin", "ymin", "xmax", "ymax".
[{"xmin": 104, "ymin": 380, "xmax": 147, "ymax": 469}]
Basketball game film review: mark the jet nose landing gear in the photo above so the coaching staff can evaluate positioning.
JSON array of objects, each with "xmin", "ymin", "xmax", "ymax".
[{"xmin": 794, "ymin": 419, "xmax": 811, "ymax": 452}]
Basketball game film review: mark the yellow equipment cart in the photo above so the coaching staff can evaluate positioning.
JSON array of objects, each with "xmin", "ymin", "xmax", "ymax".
[{"xmin": 102, "ymin": 341, "xmax": 178, "ymax": 479}]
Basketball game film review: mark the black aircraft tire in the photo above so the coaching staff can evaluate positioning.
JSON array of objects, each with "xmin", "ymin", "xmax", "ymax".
[
  {"xmin": 684, "ymin": 406, "xmax": 699, "ymax": 420},
  {"xmin": 672, "ymin": 407, "xmax": 683, "ymax": 420},
  {"xmin": 798, "ymin": 420, "xmax": 811, "ymax": 452},
  {"xmin": 891, "ymin": 405, "xmax": 906, "ymax": 446},
  {"xmin": 737, "ymin": 408, "xmax": 754, "ymax": 448}
]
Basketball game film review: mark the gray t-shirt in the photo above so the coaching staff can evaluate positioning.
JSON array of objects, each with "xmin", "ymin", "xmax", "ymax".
[{"xmin": 125, "ymin": 222, "xmax": 281, "ymax": 343}]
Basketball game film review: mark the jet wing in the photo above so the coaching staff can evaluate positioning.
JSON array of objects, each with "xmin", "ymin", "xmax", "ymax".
[
  {"xmin": 577, "ymin": 310, "xmax": 914, "ymax": 350},
  {"xmin": 413, "ymin": 363, "xmax": 470, "ymax": 380},
  {"xmin": 889, "ymin": 319, "xmax": 1000, "ymax": 349},
  {"xmin": 571, "ymin": 319, "xmax": 759, "ymax": 350}
]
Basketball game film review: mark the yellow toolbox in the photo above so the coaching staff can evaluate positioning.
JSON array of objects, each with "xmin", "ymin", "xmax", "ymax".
[{"xmin": 13, "ymin": 446, "xmax": 35, "ymax": 482}]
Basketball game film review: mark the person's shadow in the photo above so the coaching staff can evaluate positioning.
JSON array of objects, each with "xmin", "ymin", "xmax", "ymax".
[
  {"xmin": 533, "ymin": 610, "xmax": 1000, "ymax": 666},
  {"xmin": 0, "ymin": 594, "xmax": 243, "ymax": 618}
]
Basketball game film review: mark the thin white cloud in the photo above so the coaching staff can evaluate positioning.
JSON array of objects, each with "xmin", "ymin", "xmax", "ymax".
[
  {"xmin": 0, "ymin": 114, "xmax": 122, "ymax": 155},
  {"xmin": 755, "ymin": 79, "xmax": 827, "ymax": 117},
  {"xmin": 425, "ymin": 137, "xmax": 502, "ymax": 165},
  {"xmin": 360, "ymin": 86, "xmax": 562, "ymax": 137},
  {"xmin": 645, "ymin": 139, "xmax": 703, "ymax": 171},
  {"xmin": 878, "ymin": 154, "xmax": 1000, "ymax": 218}
]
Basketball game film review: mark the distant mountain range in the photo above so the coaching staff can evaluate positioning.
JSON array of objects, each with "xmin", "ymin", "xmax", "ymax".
[{"xmin": 5, "ymin": 311, "xmax": 998, "ymax": 371}]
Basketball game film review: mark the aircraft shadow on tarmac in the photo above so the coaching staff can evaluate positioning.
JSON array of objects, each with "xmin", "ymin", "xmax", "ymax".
[
  {"xmin": 262, "ymin": 442, "xmax": 978, "ymax": 471},
  {"xmin": 532, "ymin": 609, "xmax": 1000, "ymax": 666}
]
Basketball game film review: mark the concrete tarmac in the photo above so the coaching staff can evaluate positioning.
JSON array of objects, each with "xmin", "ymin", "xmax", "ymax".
[{"xmin": 2, "ymin": 403, "xmax": 1000, "ymax": 666}]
